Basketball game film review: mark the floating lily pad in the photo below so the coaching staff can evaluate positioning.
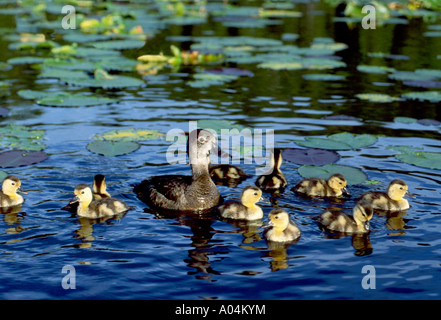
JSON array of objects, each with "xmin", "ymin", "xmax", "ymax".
[
  {"xmin": 257, "ymin": 61, "xmax": 303, "ymax": 70},
  {"xmin": 282, "ymin": 148, "xmax": 340, "ymax": 166},
  {"xmin": 90, "ymin": 39, "xmax": 146, "ymax": 50},
  {"xmin": 0, "ymin": 150, "xmax": 49, "ymax": 168},
  {"xmin": 355, "ymin": 93, "xmax": 400, "ymax": 102},
  {"xmin": 7, "ymin": 56, "xmax": 46, "ymax": 65},
  {"xmin": 297, "ymin": 164, "xmax": 367, "ymax": 185},
  {"xmin": 394, "ymin": 116, "xmax": 417, "ymax": 124},
  {"xmin": 402, "ymin": 91, "xmax": 441, "ymax": 102},
  {"xmin": 87, "ymin": 140, "xmax": 140, "ymax": 157},
  {"xmin": 294, "ymin": 132, "xmax": 377, "ymax": 150},
  {"xmin": 302, "ymin": 74, "xmax": 346, "ymax": 81},
  {"xmin": 93, "ymin": 128, "xmax": 164, "ymax": 141},
  {"xmin": 205, "ymin": 67, "xmax": 254, "ymax": 77},
  {"xmin": 357, "ymin": 65, "xmax": 395, "ymax": 74},
  {"xmin": 0, "ymin": 125, "xmax": 46, "ymax": 151},
  {"xmin": 394, "ymin": 149, "xmax": 441, "ymax": 170},
  {"xmin": 189, "ymin": 73, "xmax": 238, "ymax": 88},
  {"xmin": 64, "ymin": 70, "xmax": 144, "ymax": 89},
  {"xmin": 389, "ymin": 71, "xmax": 436, "ymax": 82},
  {"xmin": 37, "ymin": 94, "xmax": 119, "ymax": 107}
]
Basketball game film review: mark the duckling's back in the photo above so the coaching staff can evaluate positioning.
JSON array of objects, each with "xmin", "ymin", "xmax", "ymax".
[
  {"xmin": 293, "ymin": 178, "xmax": 328, "ymax": 197},
  {"xmin": 317, "ymin": 210, "xmax": 358, "ymax": 234},
  {"xmin": 85, "ymin": 197, "xmax": 129, "ymax": 219},
  {"xmin": 359, "ymin": 191, "xmax": 406, "ymax": 212}
]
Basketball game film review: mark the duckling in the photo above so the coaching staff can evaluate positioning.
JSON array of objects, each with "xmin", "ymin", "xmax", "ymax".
[
  {"xmin": 134, "ymin": 129, "xmax": 221, "ymax": 213},
  {"xmin": 358, "ymin": 179, "xmax": 410, "ymax": 212},
  {"xmin": 209, "ymin": 163, "xmax": 250, "ymax": 182},
  {"xmin": 317, "ymin": 202, "xmax": 373, "ymax": 234},
  {"xmin": 293, "ymin": 173, "xmax": 349, "ymax": 198},
  {"xmin": 62, "ymin": 174, "xmax": 111, "ymax": 212},
  {"xmin": 263, "ymin": 208, "xmax": 301, "ymax": 242},
  {"xmin": 0, "ymin": 175, "xmax": 26, "ymax": 208},
  {"xmin": 255, "ymin": 149, "xmax": 287, "ymax": 193},
  {"xmin": 218, "ymin": 186, "xmax": 263, "ymax": 220},
  {"xmin": 69, "ymin": 184, "xmax": 129, "ymax": 219}
]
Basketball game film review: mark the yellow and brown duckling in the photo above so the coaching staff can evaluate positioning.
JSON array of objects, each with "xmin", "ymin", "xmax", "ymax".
[
  {"xmin": 218, "ymin": 186, "xmax": 263, "ymax": 220},
  {"xmin": 69, "ymin": 184, "xmax": 129, "ymax": 219},
  {"xmin": 134, "ymin": 129, "xmax": 221, "ymax": 213},
  {"xmin": 209, "ymin": 163, "xmax": 250, "ymax": 182},
  {"xmin": 358, "ymin": 179, "xmax": 410, "ymax": 212},
  {"xmin": 255, "ymin": 149, "xmax": 287, "ymax": 193},
  {"xmin": 263, "ymin": 208, "xmax": 301, "ymax": 242},
  {"xmin": 0, "ymin": 175, "xmax": 26, "ymax": 208},
  {"xmin": 293, "ymin": 173, "xmax": 349, "ymax": 198},
  {"xmin": 317, "ymin": 202, "xmax": 373, "ymax": 234}
]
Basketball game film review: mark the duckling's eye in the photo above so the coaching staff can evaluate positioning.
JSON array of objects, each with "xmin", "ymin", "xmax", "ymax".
[
  {"xmin": 81, "ymin": 191, "xmax": 85, "ymax": 194},
  {"xmin": 399, "ymin": 187, "xmax": 403, "ymax": 190},
  {"xmin": 274, "ymin": 216, "xmax": 279, "ymax": 219},
  {"xmin": 11, "ymin": 182, "xmax": 15, "ymax": 186},
  {"xmin": 253, "ymin": 192, "xmax": 258, "ymax": 196},
  {"xmin": 339, "ymin": 181, "xmax": 342, "ymax": 185}
]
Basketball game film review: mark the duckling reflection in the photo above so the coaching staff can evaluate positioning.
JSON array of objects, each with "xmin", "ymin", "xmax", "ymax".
[
  {"xmin": 358, "ymin": 179, "xmax": 410, "ymax": 212},
  {"xmin": 134, "ymin": 129, "xmax": 221, "ymax": 213},
  {"xmin": 0, "ymin": 205, "xmax": 25, "ymax": 235},
  {"xmin": 0, "ymin": 175, "xmax": 26, "ymax": 208},
  {"xmin": 293, "ymin": 174, "xmax": 349, "ymax": 198},
  {"xmin": 255, "ymin": 149, "xmax": 287, "ymax": 193},
  {"xmin": 62, "ymin": 174, "xmax": 112, "ymax": 213},
  {"xmin": 218, "ymin": 186, "xmax": 263, "ymax": 220}
]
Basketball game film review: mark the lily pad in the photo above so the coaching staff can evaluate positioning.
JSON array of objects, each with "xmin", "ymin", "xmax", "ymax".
[
  {"xmin": 37, "ymin": 94, "xmax": 119, "ymax": 107},
  {"xmin": 89, "ymin": 39, "xmax": 146, "ymax": 50},
  {"xmin": 394, "ymin": 116, "xmax": 417, "ymax": 124},
  {"xmin": 402, "ymin": 91, "xmax": 441, "ymax": 102},
  {"xmin": 7, "ymin": 56, "xmax": 46, "ymax": 65},
  {"xmin": 87, "ymin": 140, "xmax": 140, "ymax": 157},
  {"xmin": 64, "ymin": 70, "xmax": 144, "ymax": 89},
  {"xmin": 0, "ymin": 150, "xmax": 49, "ymax": 168},
  {"xmin": 355, "ymin": 93, "xmax": 400, "ymax": 102},
  {"xmin": 298, "ymin": 164, "xmax": 367, "ymax": 185},
  {"xmin": 395, "ymin": 150, "xmax": 441, "ymax": 170},
  {"xmin": 282, "ymin": 148, "xmax": 340, "ymax": 166},
  {"xmin": 294, "ymin": 132, "xmax": 377, "ymax": 150},
  {"xmin": 302, "ymin": 74, "xmax": 346, "ymax": 81},
  {"xmin": 357, "ymin": 65, "xmax": 395, "ymax": 74},
  {"xmin": 93, "ymin": 128, "xmax": 164, "ymax": 141},
  {"xmin": 0, "ymin": 125, "xmax": 46, "ymax": 151}
]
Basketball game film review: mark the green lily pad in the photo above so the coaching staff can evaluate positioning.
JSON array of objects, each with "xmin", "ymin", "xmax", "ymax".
[
  {"xmin": 37, "ymin": 94, "xmax": 119, "ymax": 107},
  {"xmin": 294, "ymin": 132, "xmax": 377, "ymax": 150},
  {"xmin": 0, "ymin": 171, "xmax": 7, "ymax": 181},
  {"xmin": 298, "ymin": 164, "xmax": 368, "ymax": 185},
  {"xmin": 18, "ymin": 89, "xmax": 51, "ymax": 100},
  {"xmin": 63, "ymin": 33, "xmax": 113, "ymax": 43},
  {"xmin": 93, "ymin": 128, "xmax": 164, "ymax": 141},
  {"xmin": 355, "ymin": 93, "xmax": 400, "ymax": 102},
  {"xmin": 402, "ymin": 91, "xmax": 441, "ymax": 102},
  {"xmin": 395, "ymin": 150, "xmax": 441, "ymax": 170},
  {"xmin": 389, "ymin": 71, "xmax": 436, "ymax": 82},
  {"xmin": 257, "ymin": 61, "xmax": 303, "ymax": 71},
  {"xmin": 7, "ymin": 56, "xmax": 46, "ymax": 65},
  {"xmin": 65, "ymin": 70, "xmax": 144, "ymax": 89},
  {"xmin": 43, "ymin": 58, "xmax": 96, "ymax": 71},
  {"xmin": 89, "ymin": 39, "xmax": 146, "ymax": 50},
  {"xmin": 189, "ymin": 73, "xmax": 238, "ymax": 88},
  {"xmin": 302, "ymin": 74, "xmax": 346, "ymax": 81},
  {"xmin": 87, "ymin": 140, "xmax": 140, "ymax": 157},
  {"xmin": 357, "ymin": 65, "xmax": 395, "ymax": 74},
  {"xmin": 0, "ymin": 150, "xmax": 49, "ymax": 168},
  {"xmin": 38, "ymin": 69, "xmax": 90, "ymax": 80},
  {"xmin": 0, "ymin": 125, "xmax": 46, "ymax": 151},
  {"xmin": 394, "ymin": 117, "xmax": 418, "ymax": 124}
]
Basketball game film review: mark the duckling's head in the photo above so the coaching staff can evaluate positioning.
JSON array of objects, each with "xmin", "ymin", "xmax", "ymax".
[
  {"xmin": 272, "ymin": 149, "xmax": 283, "ymax": 170},
  {"xmin": 241, "ymin": 186, "xmax": 262, "ymax": 207},
  {"xmin": 187, "ymin": 129, "xmax": 217, "ymax": 165},
  {"xmin": 387, "ymin": 179, "xmax": 408, "ymax": 201},
  {"xmin": 71, "ymin": 184, "xmax": 93, "ymax": 204},
  {"xmin": 267, "ymin": 208, "xmax": 290, "ymax": 230},
  {"xmin": 93, "ymin": 174, "xmax": 107, "ymax": 194},
  {"xmin": 353, "ymin": 202, "xmax": 374, "ymax": 231},
  {"xmin": 2, "ymin": 175, "xmax": 24, "ymax": 196},
  {"xmin": 327, "ymin": 174, "xmax": 349, "ymax": 195}
]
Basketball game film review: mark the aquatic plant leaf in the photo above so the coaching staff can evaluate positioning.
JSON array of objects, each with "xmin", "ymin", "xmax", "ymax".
[
  {"xmin": 302, "ymin": 74, "xmax": 346, "ymax": 81},
  {"xmin": 37, "ymin": 94, "xmax": 119, "ymax": 107},
  {"xmin": 7, "ymin": 56, "xmax": 46, "ymax": 65},
  {"xmin": 357, "ymin": 65, "xmax": 395, "ymax": 74},
  {"xmin": 402, "ymin": 91, "xmax": 441, "ymax": 102},
  {"xmin": 394, "ymin": 117, "xmax": 417, "ymax": 124},
  {"xmin": 257, "ymin": 61, "xmax": 303, "ymax": 70},
  {"xmin": 327, "ymin": 132, "xmax": 377, "ymax": 149},
  {"xmin": 65, "ymin": 73, "xmax": 144, "ymax": 89},
  {"xmin": 38, "ymin": 69, "xmax": 89, "ymax": 80},
  {"xmin": 355, "ymin": 93, "xmax": 400, "ymax": 102},
  {"xmin": 87, "ymin": 140, "xmax": 140, "ymax": 157},
  {"xmin": 90, "ymin": 39, "xmax": 146, "ymax": 50},
  {"xmin": 297, "ymin": 164, "xmax": 367, "ymax": 185},
  {"xmin": 389, "ymin": 71, "xmax": 436, "ymax": 82},
  {"xmin": 294, "ymin": 137, "xmax": 352, "ymax": 150},
  {"xmin": 63, "ymin": 33, "xmax": 113, "ymax": 43},
  {"xmin": 294, "ymin": 132, "xmax": 377, "ymax": 150},
  {"xmin": 395, "ymin": 150, "xmax": 441, "ymax": 170},
  {"xmin": 0, "ymin": 171, "xmax": 7, "ymax": 181},
  {"xmin": 43, "ymin": 58, "xmax": 96, "ymax": 71},
  {"xmin": 204, "ymin": 67, "xmax": 254, "ymax": 77},
  {"xmin": 0, "ymin": 150, "xmax": 49, "ymax": 168},
  {"xmin": 17, "ymin": 89, "xmax": 49, "ymax": 100},
  {"xmin": 0, "ymin": 125, "xmax": 46, "ymax": 151},
  {"xmin": 93, "ymin": 129, "xmax": 164, "ymax": 141},
  {"xmin": 282, "ymin": 148, "xmax": 340, "ymax": 166}
]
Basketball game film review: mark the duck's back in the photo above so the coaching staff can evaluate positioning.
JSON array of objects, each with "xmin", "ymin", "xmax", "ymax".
[
  {"xmin": 318, "ymin": 211, "xmax": 357, "ymax": 233},
  {"xmin": 359, "ymin": 191, "xmax": 406, "ymax": 211},
  {"xmin": 294, "ymin": 178, "xmax": 330, "ymax": 197}
]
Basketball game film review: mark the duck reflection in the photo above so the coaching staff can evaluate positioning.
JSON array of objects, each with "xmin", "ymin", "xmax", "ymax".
[
  {"xmin": 0, "ymin": 205, "xmax": 25, "ymax": 234},
  {"xmin": 377, "ymin": 209, "xmax": 411, "ymax": 236}
]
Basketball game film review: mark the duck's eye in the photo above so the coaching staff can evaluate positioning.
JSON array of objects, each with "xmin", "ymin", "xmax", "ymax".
[
  {"xmin": 11, "ymin": 182, "xmax": 15, "ymax": 186},
  {"xmin": 339, "ymin": 181, "xmax": 342, "ymax": 185},
  {"xmin": 399, "ymin": 187, "xmax": 403, "ymax": 190},
  {"xmin": 274, "ymin": 216, "xmax": 279, "ymax": 219},
  {"xmin": 198, "ymin": 136, "xmax": 207, "ymax": 144},
  {"xmin": 253, "ymin": 192, "xmax": 258, "ymax": 196},
  {"xmin": 81, "ymin": 191, "xmax": 85, "ymax": 194}
]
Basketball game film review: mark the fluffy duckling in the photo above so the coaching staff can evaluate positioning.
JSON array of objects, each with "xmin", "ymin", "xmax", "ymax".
[
  {"xmin": 218, "ymin": 186, "xmax": 263, "ymax": 220},
  {"xmin": 317, "ymin": 202, "xmax": 373, "ymax": 234},
  {"xmin": 70, "ymin": 184, "xmax": 129, "ymax": 219},
  {"xmin": 134, "ymin": 129, "xmax": 221, "ymax": 213},
  {"xmin": 358, "ymin": 179, "xmax": 410, "ymax": 212},
  {"xmin": 0, "ymin": 175, "xmax": 26, "ymax": 207},
  {"xmin": 255, "ymin": 149, "xmax": 287, "ymax": 193},
  {"xmin": 293, "ymin": 173, "xmax": 349, "ymax": 198},
  {"xmin": 263, "ymin": 208, "xmax": 301, "ymax": 242},
  {"xmin": 209, "ymin": 164, "xmax": 250, "ymax": 182}
]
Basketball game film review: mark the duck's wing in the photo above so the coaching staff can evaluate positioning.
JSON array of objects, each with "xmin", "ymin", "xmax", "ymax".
[{"xmin": 133, "ymin": 175, "xmax": 192, "ymax": 209}]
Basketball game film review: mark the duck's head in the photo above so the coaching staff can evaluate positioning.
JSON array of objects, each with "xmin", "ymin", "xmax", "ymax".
[
  {"xmin": 387, "ymin": 179, "xmax": 408, "ymax": 201},
  {"xmin": 241, "ymin": 186, "xmax": 263, "ymax": 207},
  {"xmin": 93, "ymin": 174, "xmax": 107, "ymax": 194},
  {"xmin": 328, "ymin": 174, "xmax": 349, "ymax": 196},
  {"xmin": 70, "ymin": 184, "xmax": 93, "ymax": 205},
  {"xmin": 265, "ymin": 208, "xmax": 290, "ymax": 230},
  {"xmin": 187, "ymin": 129, "xmax": 217, "ymax": 165},
  {"xmin": 2, "ymin": 175, "xmax": 25, "ymax": 196},
  {"xmin": 353, "ymin": 202, "xmax": 374, "ymax": 231}
]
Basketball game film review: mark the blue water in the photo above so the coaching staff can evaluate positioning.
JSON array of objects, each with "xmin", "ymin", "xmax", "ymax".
[{"xmin": 0, "ymin": 0, "xmax": 441, "ymax": 300}]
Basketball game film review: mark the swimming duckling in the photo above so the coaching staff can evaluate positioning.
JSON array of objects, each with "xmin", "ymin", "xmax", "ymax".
[
  {"xmin": 255, "ymin": 149, "xmax": 287, "ymax": 193},
  {"xmin": 134, "ymin": 129, "xmax": 221, "ymax": 213},
  {"xmin": 317, "ymin": 202, "xmax": 373, "ymax": 234},
  {"xmin": 62, "ymin": 174, "xmax": 111, "ymax": 212},
  {"xmin": 70, "ymin": 184, "xmax": 129, "ymax": 219},
  {"xmin": 293, "ymin": 173, "xmax": 349, "ymax": 198},
  {"xmin": 209, "ymin": 164, "xmax": 250, "ymax": 182},
  {"xmin": 0, "ymin": 175, "xmax": 26, "ymax": 208},
  {"xmin": 358, "ymin": 179, "xmax": 410, "ymax": 212},
  {"xmin": 263, "ymin": 208, "xmax": 301, "ymax": 242},
  {"xmin": 218, "ymin": 186, "xmax": 263, "ymax": 220}
]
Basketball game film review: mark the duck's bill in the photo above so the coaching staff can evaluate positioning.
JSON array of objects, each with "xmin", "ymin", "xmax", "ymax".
[
  {"xmin": 17, "ymin": 186, "xmax": 28, "ymax": 195},
  {"xmin": 69, "ymin": 195, "xmax": 80, "ymax": 204},
  {"xmin": 342, "ymin": 187, "xmax": 350, "ymax": 197},
  {"xmin": 405, "ymin": 191, "xmax": 416, "ymax": 198},
  {"xmin": 364, "ymin": 222, "xmax": 370, "ymax": 231},
  {"xmin": 259, "ymin": 196, "xmax": 271, "ymax": 204}
]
